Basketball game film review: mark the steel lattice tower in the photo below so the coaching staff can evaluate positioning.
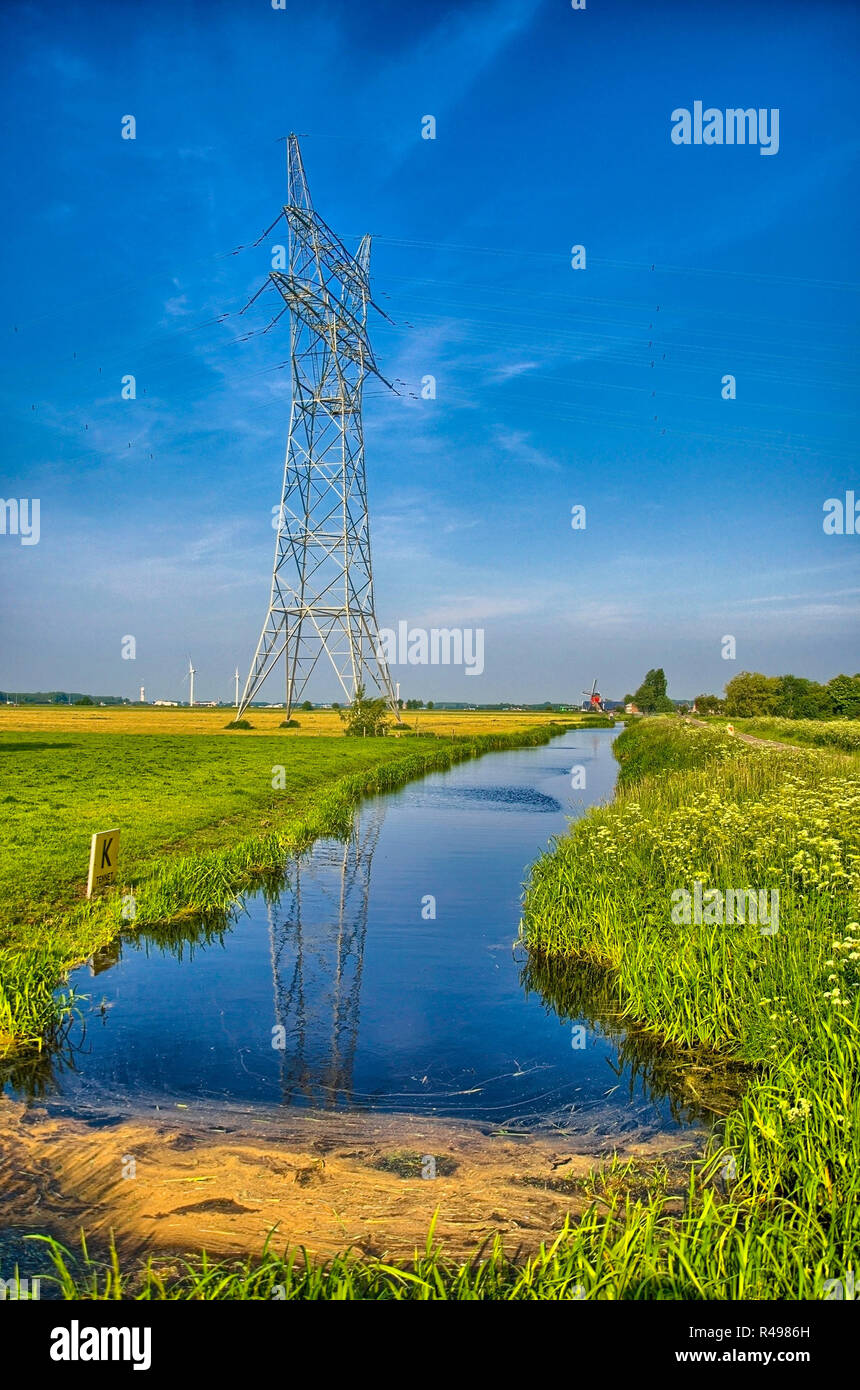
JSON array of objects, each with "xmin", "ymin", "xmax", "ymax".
[{"xmin": 236, "ymin": 135, "xmax": 399, "ymax": 720}]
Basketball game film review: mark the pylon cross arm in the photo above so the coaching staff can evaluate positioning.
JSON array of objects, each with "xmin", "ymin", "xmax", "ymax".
[
  {"xmin": 269, "ymin": 272, "xmax": 382, "ymax": 381},
  {"xmin": 285, "ymin": 205, "xmax": 369, "ymax": 296}
]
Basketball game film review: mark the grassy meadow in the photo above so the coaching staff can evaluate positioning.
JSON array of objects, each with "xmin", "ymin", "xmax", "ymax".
[
  {"xmin": 0, "ymin": 707, "xmax": 584, "ymax": 1049},
  {"xmin": 0, "ymin": 703, "xmax": 580, "ymax": 739},
  {"xmin": 7, "ymin": 711, "xmax": 855, "ymax": 1299},
  {"xmin": 1, "ymin": 732, "xmax": 424, "ymax": 934}
]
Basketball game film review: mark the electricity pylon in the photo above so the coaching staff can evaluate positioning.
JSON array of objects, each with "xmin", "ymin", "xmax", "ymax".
[{"xmin": 236, "ymin": 135, "xmax": 399, "ymax": 721}]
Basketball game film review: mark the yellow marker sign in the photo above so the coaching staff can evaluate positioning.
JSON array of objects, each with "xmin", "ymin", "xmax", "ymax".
[{"xmin": 87, "ymin": 829, "xmax": 120, "ymax": 898}]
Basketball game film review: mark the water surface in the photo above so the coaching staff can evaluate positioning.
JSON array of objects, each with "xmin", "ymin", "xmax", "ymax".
[{"xmin": 4, "ymin": 730, "xmax": 707, "ymax": 1137}]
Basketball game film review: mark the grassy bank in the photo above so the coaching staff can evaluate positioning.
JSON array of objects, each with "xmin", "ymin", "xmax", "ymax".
[
  {"xmin": 520, "ymin": 717, "xmax": 860, "ymax": 1297},
  {"xmin": 0, "ymin": 721, "xmax": 569, "ymax": 1049}
]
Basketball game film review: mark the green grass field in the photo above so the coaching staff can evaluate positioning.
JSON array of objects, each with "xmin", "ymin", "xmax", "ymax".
[{"xmin": 0, "ymin": 731, "xmax": 438, "ymax": 936}]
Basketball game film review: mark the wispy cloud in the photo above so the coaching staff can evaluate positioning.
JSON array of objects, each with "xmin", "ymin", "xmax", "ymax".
[
  {"xmin": 490, "ymin": 360, "xmax": 541, "ymax": 382},
  {"xmin": 736, "ymin": 587, "xmax": 860, "ymax": 606},
  {"xmin": 363, "ymin": 0, "xmax": 544, "ymax": 176},
  {"xmin": 492, "ymin": 427, "xmax": 562, "ymax": 473}
]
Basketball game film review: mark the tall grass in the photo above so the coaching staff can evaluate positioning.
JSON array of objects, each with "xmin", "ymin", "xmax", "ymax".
[
  {"xmin": 732, "ymin": 716, "xmax": 860, "ymax": 753},
  {"xmin": 520, "ymin": 718, "xmax": 860, "ymax": 1297},
  {"xmin": 0, "ymin": 947, "xmax": 77, "ymax": 1049},
  {"xmin": 612, "ymin": 716, "xmax": 740, "ymax": 784}
]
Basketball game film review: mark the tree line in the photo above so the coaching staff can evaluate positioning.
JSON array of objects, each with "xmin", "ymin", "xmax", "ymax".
[
  {"xmin": 695, "ymin": 672, "xmax": 860, "ymax": 720},
  {"xmin": 621, "ymin": 667, "xmax": 860, "ymax": 720}
]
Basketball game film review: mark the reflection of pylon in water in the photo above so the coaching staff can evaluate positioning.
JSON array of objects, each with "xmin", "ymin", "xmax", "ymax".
[{"xmin": 268, "ymin": 804, "xmax": 384, "ymax": 1106}]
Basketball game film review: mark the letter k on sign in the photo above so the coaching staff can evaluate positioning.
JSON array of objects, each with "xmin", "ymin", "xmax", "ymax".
[{"xmin": 87, "ymin": 828, "xmax": 120, "ymax": 898}]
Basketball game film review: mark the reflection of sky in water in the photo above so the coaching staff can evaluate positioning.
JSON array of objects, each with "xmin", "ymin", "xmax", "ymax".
[
  {"xmin": 5, "ymin": 731, "xmax": 702, "ymax": 1138},
  {"xmin": 407, "ymin": 784, "xmax": 563, "ymax": 812}
]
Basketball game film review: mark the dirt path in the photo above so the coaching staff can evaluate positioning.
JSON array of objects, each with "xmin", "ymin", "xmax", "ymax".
[
  {"xmin": 0, "ymin": 1096, "xmax": 700, "ymax": 1270},
  {"xmin": 683, "ymin": 718, "xmax": 796, "ymax": 751}
]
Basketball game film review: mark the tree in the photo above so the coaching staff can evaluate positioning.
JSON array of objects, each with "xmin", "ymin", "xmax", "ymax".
[
  {"xmin": 827, "ymin": 674, "xmax": 860, "ymax": 719},
  {"xmin": 301, "ymin": 700, "xmax": 313, "ymax": 712},
  {"xmin": 693, "ymin": 694, "xmax": 723, "ymax": 715},
  {"xmin": 338, "ymin": 684, "xmax": 389, "ymax": 737},
  {"xmin": 426, "ymin": 700, "xmax": 434, "ymax": 710},
  {"xmin": 74, "ymin": 695, "xmax": 94, "ymax": 706},
  {"xmin": 405, "ymin": 698, "xmax": 424, "ymax": 710},
  {"xmin": 724, "ymin": 671, "xmax": 779, "ymax": 718},
  {"xmin": 632, "ymin": 668, "xmax": 674, "ymax": 713},
  {"xmin": 773, "ymin": 675, "xmax": 832, "ymax": 720}
]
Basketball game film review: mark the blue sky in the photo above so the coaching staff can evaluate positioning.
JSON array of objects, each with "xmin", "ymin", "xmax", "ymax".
[{"xmin": 1, "ymin": 0, "xmax": 858, "ymax": 704}]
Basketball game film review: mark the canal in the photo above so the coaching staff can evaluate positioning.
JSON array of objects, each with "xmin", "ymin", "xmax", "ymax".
[{"xmin": 5, "ymin": 728, "xmax": 705, "ymax": 1139}]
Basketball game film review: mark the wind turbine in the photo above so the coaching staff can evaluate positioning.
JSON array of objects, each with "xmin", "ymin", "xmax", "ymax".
[
  {"xmin": 234, "ymin": 666, "xmax": 240, "ymax": 707},
  {"xmin": 181, "ymin": 658, "xmax": 196, "ymax": 708}
]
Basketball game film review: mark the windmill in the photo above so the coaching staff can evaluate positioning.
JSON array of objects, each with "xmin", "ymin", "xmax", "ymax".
[{"xmin": 582, "ymin": 678, "xmax": 602, "ymax": 712}]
